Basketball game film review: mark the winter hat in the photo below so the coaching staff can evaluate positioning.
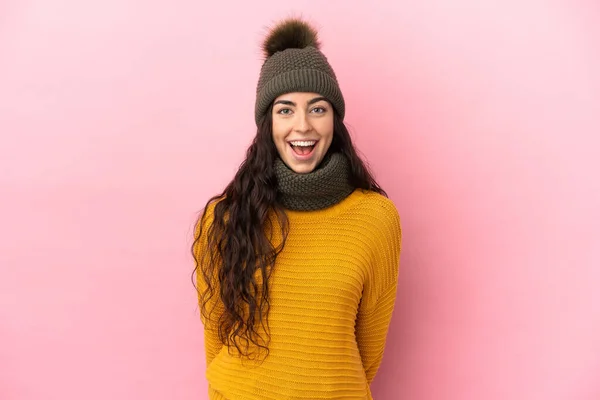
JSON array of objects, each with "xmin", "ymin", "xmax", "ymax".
[{"xmin": 254, "ymin": 18, "xmax": 345, "ymax": 125}]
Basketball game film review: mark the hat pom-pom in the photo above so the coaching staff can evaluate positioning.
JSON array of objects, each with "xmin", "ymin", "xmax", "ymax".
[{"xmin": 262, "ymin": 18, "xmax": 320, "ymax": 59}]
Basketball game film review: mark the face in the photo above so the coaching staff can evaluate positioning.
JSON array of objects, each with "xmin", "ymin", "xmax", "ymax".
[{"xmin": 271, "ymin": 92, "xmax": 334, "ymax": 174}]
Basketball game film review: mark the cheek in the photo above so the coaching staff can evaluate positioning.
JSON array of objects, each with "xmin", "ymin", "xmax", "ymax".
[
  {"xmin": 272, "ymin": 131, "xmax": 285, "ymax": 146},
  {"xmin": 318, "ymin": 119, "xmax": 334, "ymax": 144},
  {"xmin": 271, "ymin": 120, "xmax": 288, "ymax": 142},
  {"xmin": 271, "ymin": 129, "xmax": 289, "ymax": 156},
  {"xmin": 271, "ymin": 122, "xmax": 282, "ymax": 141}
]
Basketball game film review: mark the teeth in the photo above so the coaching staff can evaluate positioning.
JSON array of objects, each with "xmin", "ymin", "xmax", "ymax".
[{"xmin": 290, "ymin": 140, "xmax": 316, "ymax": 147}]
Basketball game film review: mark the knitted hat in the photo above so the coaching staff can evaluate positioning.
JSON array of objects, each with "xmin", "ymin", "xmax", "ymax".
[{"xmin": 254, "ymin": 18, "xmax": 345, "ymax": 125}]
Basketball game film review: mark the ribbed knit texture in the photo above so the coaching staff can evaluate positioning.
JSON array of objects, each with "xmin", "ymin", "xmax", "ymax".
[
  {"xmin": 195, "ymin": 190, "xmax": 402, "ymax": 400},
  {"xmin": 255, "ymin": 46, "xmax": 345, "ymax": 125},
  {"xmin": 275, "ymin": 152, "xmax": 354, "ymax": 211}
]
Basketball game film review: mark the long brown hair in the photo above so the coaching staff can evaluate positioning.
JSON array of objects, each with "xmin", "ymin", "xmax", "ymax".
[{"xmin": 192, "ymin": 103, "xmax": 386, "ymax": 359}]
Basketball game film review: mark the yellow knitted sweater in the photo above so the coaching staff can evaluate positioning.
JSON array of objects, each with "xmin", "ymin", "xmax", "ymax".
[{"xmin": 195, "ymin": 189, "xmax": 402, "ymax": 400}]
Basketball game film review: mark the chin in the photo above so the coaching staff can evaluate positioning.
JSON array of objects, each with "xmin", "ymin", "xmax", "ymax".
[
  {"xmin": 290, "ymin": 163, "xmax": 316, "ymax": 174},
  {"xmin": 283, "ymin": 156, "xmax": 322, "ymax": 174}
]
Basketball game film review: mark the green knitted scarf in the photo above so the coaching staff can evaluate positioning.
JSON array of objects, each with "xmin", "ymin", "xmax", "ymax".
[{"xmin": 274, "ymin": 152, "xmax": 355, "ymax": 211}]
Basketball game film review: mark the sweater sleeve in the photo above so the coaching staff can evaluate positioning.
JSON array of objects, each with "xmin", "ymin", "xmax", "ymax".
[
  {"xmin": 355, "ymin": 200, "xmax": 402, "ymax": 384},
  {"xmin": 193, "ymin": 201, "xmax": 225, "ymax": 368}
]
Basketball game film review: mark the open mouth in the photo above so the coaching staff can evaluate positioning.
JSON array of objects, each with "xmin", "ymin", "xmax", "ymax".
[{"xmin": 289, "ymin": 140, "xmax": 318, "ymax": 156}]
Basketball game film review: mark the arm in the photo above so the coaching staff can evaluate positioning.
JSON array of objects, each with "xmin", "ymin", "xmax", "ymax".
[
  {"xmin": 193, "ymin": 201, "xmax": 225, "ymax": 367},
  {"xmin": 355, "ymin": 200, "xmax": 402, "ymax": 384}
]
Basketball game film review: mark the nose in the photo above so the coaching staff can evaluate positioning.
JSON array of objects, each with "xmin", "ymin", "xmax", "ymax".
[{"xmin": 293, "ymin": 112, "xmax": 312, "ymax": 133}]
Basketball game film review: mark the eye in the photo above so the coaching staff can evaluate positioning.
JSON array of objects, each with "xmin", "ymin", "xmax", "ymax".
[
  {"xmin": 277, "ymin": 108, "xmax": 293, "ymax": 115},
  {"xmin": 311, "ymin": 106, "xmax": 327, "ymax": 114}
]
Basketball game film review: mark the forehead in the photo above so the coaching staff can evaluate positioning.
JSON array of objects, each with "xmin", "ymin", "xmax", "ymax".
[{"xmin": 273, "ymin": 92, "xmax": 326, "ymax": 102}]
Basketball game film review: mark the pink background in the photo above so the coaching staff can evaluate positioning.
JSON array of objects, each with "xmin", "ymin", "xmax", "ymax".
[{"xmin": 1, "ymin": 1, "xmax": 599, "ymax": 399}]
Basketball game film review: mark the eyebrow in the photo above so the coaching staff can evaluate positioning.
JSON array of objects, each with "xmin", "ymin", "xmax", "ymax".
[{"xmin": 273, "ymin": 96, "xmax": 328, "ymax": 107}]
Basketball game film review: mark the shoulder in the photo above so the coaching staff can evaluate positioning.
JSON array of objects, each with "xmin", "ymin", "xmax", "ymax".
[
  {"xmin": 203, "ymin": 196, "xmax": 223, "ymax": 220},
  {"xmin": 355, "ymin": 190, "xmax": 401, "ymax": 230},
  {"xmin": 358, "ymin": 190, "xmax": 402, "ymax": 252},
  {"xmin": 361, "ymin": 190, "xmax": 399, "ymax": 213},
  {"xmin": 194, "ymin": 195, "xmax": 226, "ymax": 238},
  {"xmin": 337, "ymin": 189, "xmax": 401, "ymax": 249}
]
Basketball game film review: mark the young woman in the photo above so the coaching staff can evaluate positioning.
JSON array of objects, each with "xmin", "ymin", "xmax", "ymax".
[{"xmin": 193, "ymin": 17, "xmax": 402, "ymax": 400}]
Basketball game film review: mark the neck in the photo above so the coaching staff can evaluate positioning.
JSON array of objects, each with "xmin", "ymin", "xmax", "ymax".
[{"xmin": 274, "ymin": 152, "xmax": 355, "ymax": 211}]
